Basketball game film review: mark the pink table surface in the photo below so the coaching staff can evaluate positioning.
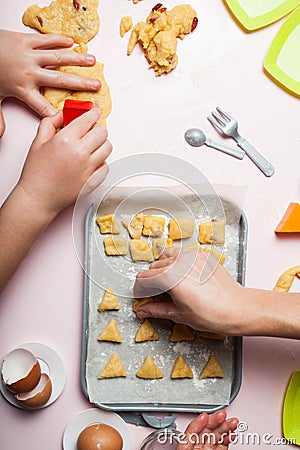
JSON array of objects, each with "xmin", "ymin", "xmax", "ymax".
[{"xmin": 1, "ymin": 1, "xmax": 300, "ymax": 449}]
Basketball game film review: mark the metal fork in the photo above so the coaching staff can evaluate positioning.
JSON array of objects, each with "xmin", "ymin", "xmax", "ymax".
[{"xmin": 207, "ymin": 106, "xmax": 275, "ymax": 177}]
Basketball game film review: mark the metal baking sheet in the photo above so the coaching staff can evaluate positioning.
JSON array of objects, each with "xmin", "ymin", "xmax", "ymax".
[{"xmin": 81, "ymin": 187, "xmax": 246, "ymax": 413}]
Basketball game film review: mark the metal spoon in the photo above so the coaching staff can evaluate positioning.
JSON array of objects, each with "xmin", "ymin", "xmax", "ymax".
[{"xmin": 184, "ymin": 128, "xmax": 245, "ymax": 160}]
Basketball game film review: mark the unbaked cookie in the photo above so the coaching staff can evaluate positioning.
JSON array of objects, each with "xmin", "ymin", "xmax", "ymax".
[
  {"xmin": 44, "ymin": 44, "xmax": 112, "ymax": 127},
  {"xmin": 98, "ymin": 353, "xmax": 127, "ymax": 379},
  {"xmin": 22, "ymin": 0, "xmax": 99, "ymax": 44}
]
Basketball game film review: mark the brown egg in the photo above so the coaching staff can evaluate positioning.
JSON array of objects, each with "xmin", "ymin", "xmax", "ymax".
[
  {"xmin": 15, "ymin": 373, "xmax": 52, "ymax": 408},
  {"xmin": 1, "ymin": 348, "xmax": 41, "ymax": 394},
  {"xmin": 77, "ymin": 423, "xmax": 123, "ymax": 450}
]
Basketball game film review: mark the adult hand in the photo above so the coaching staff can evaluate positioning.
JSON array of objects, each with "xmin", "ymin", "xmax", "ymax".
[{"xmin": 0, "ymin": 29, "xmax": 101, "ymax": 137}]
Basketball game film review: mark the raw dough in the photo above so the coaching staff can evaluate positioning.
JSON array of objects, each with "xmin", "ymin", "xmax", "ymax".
[
  {"xmin": 273, "ymin": 265, "xmax": 300, "ymax": 292},
  {"xmin": 122, "ymin": 213, "xmax": 144, "ymax": 239},
  {"xmin": 133, "ymin": 297, "xmax": 153, "ymax": 312},
  {"xmin": 169, "ymin": 324, "xmax": 194, "ymax": 342},
  {"xmin": 135, "ymin": 319, "xmax": 160, "ymax": 342},
  {"xmin": 142, "ymin": 216, "xmax": 165, "ymax": 237},
  {"xmin": 136, "ymin": 355, "xmax": 163, "ymax": 379},
  {"xmin": 171, "ymin": 354, "xmax": 193, "ymax": 379},
  {"xmin": 152, "ymin": 238, "xmax": 174, "ymax": 259},
  {"xmin": 96, "ymin": 213, "xmax": 120, "ymax": 234},
  {"xmin": 98, "ymin": 287, "xmax": 120, "ymax": 312},
  {"xmin": 200, "ymin": 354, "xmax": 224, "ymax": 379},
  {"xmin": 98, "ymin": 353, "xmax": 127, "ymax": 379},
  {"xmin": 169, "ymin": 216, "xmax": 194, "ymax": 240},
  {"xmin": 22, "ymin": 0, "xmax": 99, "ymax": 44},
  {"xmin": 44, "ymin": 44, "xmax": 112, "ymax": 127},
  {"xmin": 199, "ymin": 219, "xmax": 226, "ymax": 245},
  {"xmin": 104, "ymin": 237, "xmax": 128, "ymax": 256},
  {"xmin": 129, "ymin": 239, "xmax": 154, "ymax": 261},
  {"xmin": 120, "ymin": 16, "xmax": 133, "ymax": 37},
  {"xmin": 127, "ymin": 4, "xmax": 198, "ymax": 76},
  {"xmin": 98, "ymin": 319, "xmax": 122, "ymax": 343}
]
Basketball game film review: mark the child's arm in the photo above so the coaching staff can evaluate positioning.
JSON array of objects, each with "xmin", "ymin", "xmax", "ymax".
[
  {"xmin": 0, "ymin": 108, "xmax": 111, "ymax": 293},
  {"xmin": 0, "ymin": 29, "xmax": 101, "ymax": 137}
]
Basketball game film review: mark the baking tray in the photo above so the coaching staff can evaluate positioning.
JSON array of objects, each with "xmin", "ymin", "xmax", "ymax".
[{"xmin": 81, "ymin": 192, "xmax": 247, "ymax": 415}]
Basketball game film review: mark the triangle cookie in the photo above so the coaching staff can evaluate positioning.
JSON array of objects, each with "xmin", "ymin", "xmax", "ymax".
[
  {"xmin": 171, "ymin": 355, "xmax": 193, "ymax": 379},
  {"xmin": 200, "ymin": 354, "xmax": 224, "ymax": 379},
  {"xmin": 135, "ymin": 319, "xmax": 160, "ymax": 342},
  {"xmin": 98, "ymin": 288, "xmax": 120, "ymax": 312},
  {"xmin": 98, "ymin": 353, "xmax": 127, "ymax": 379},
  {"xmin": 275, "ymin": 203, "xmax": 300, "ymax": 233},
  {"xmin": 136, "ymin": 356, "xmax": 163, "ymax": 379},
  {"xmin": 169, "ymin": 324, "xmax": 194, "ymax": 342},
  {"xmin": 98, "ymin": 319, "xmax": 122, "ymax": 343}
]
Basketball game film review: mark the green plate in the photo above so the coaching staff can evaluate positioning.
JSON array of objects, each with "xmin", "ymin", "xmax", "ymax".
[
  {"xmin": 224, "ymin": 0, "xmax": 300, "ymax": 31},
  {"xmin": 264, "ymin": 6, "xmax": 300, "ymax": 97},
  {"xmin": 283, "ymin": 371, "xmax": 300, "ymax": 445}
]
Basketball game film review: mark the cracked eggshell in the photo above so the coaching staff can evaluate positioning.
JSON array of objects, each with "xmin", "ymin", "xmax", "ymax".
[
  {"xmin": 1, "ymin": 348, "xmax": 41, "ymax": 394},
  {"xmin": 16, "ymin": 373, "xmax": 52, "ymax": 408}
]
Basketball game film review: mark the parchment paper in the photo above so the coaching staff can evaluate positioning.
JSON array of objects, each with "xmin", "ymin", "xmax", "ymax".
[{"xmin": 84, "ymin": 185, "xmax": 244, "ymax": 408}]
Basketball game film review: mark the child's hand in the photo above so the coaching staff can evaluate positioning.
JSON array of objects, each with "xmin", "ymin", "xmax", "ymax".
[
  {"xmin": 17, "ymin": 108, "xmax": 112, "ymax": 219},
  {"xmin": 0, "ymin": 29, "xmax": 101, "ymax": 137},
  {"xmin": 177, "ymin": 410, "xmax": 238, "ymax": 450}
]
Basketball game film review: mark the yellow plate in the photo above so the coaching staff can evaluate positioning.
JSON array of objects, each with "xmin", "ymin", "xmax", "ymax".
[
  {"xmin": 264, "ymin": 6, "xmax": 300, "ymax": 97},
  {"xmin": 224, "ymin": 0, "xmax": 300, "ymax": 31}
]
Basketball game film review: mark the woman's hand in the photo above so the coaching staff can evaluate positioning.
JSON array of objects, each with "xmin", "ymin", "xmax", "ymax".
[{"xmin": 0, "ymin": 29, "xmax": 101, "ymax": 137}]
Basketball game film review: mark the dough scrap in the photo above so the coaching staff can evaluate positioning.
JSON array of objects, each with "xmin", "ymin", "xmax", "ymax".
[
  {"xmin": 143, "ymin": 216, "xmax": 165, "ymax": 237},
  {"xmin": 136, "ymin": 355, "xmax": 163, "ymax": 379},
  {"xmin": 133, "ymin": 297, "xmax": 153, "ymax": 312},
  {"xmin": 120, "ymin": 16, "xmax": 133, "ymax": 37},
  {"xmin": 169, "ymin": 216, "xmax": 194, "ymax": 240},
  {"xmin": 273, "ymin": 265, "xmax": 300, "ymax": 292},
  {"xmin": 199, "ymin": 219, "xmax": 225, "ymax": 245},
  {"xmin": 98, "ymin": 287, "xmax": 120, "ymax": 312},
  {"xmin": 200, "ymin": 354, "xmax": 224, "ymax": 379},
  {"xmin": 129, "ymin": 239, "xmax": 154, "ymax": 261},
  {"xmin": 98, "ymin": 353, "xmax": 127, "ymax": 379},
  {"xmin": 122, "ymin": 213, "xmax": 144, "ymax": 239},
  {"xmin": 104, "ymin": 237, "xmax": 128, "ymax": 256},
  {"xmin": 22, "ymin": 0, "xmax": 99, "ymax": 44},
  {"xmin": 171, "ymin": 354, "xmax": 193, "ymax": 379},
  {"xmin": 135, "ymin": 319, "xmax": 160, "ymax": 342},
  {"xmin": 98, "ymin": 319, "xmax": 122, "ymax": 343},
  {"xmin": 152, "ymin": 238, "xmax": 174, "ymax": 259},
  {"xmin": 44, "ymin": 44, "xmax": 112, "ymax": 127},
  {"xmin": 96, "ymin": 213, "xmax": 121, "ymax": 234},
  {"xmin": 169, "ymin": 324, "xmax": 194, "ymax": 342},
  {"xmin": 127, "ymin": 4, "xmax": 197, "ymax": 76}
]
